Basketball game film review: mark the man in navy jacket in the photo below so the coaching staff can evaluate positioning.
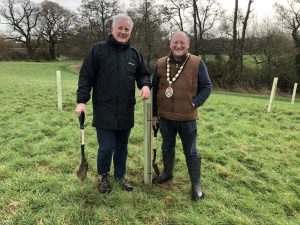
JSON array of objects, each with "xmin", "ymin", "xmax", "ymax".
[{"xmin": 76, "ymin": 14, "xmax": 151, "ymax": 193}]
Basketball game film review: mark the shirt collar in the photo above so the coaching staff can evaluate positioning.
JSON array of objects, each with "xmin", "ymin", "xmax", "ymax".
[{"xmin": 107, "ymin": 34, "xmax": 130, "ymax": 49}]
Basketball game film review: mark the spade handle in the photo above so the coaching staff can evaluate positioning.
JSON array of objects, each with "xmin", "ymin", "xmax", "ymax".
[
  {"xmin": 152, "ymin": 124, "xmax": 159, "ymax": 137},
  {"xmin": 79, "ymin": 112, "xmax": 85, "ymax": 129}
]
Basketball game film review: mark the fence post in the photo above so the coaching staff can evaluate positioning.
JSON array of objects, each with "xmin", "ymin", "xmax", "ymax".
[
  {"xmin": 291, "ymin": 83, "xmax": 298, "ymax": 104},
  {"xmin": 267, "ymin": 77, "xmax": 278, "ymax": 112},
  {"xmin": 56, "ymin": 71, "xmax": 62, "ymax": 110},
  {"xmin": 143, "ymin": 98, "xmax": 152, "ymax": 184}
]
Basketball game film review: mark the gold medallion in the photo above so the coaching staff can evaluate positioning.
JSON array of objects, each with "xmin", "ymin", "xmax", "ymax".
[{"xmin": 165, "ymin": 86, "xmax": 173, "ymax": 98}]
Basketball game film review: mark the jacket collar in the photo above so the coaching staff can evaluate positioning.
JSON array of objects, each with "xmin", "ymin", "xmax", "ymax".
[
  {"xmin": 107, "ymin": 34, "xmax": 130, "ymax": 49},
  {"xmin": 169, "ymin": 52, "xmax": 189, "ymax": 64}
]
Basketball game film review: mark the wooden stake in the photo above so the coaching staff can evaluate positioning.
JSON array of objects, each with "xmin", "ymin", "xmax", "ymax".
[
  {"xmin": 267, "ymin": 77, "xmax": 278, "ymax": 112},
  {"xmin": 56, "ymin": 71, "xmax": 62, "ymax": 110},
  {"xmin": 143, "ymin": 98, "xmax": 152, "ymax": 184},
  {"xmin": 291, "ymin": 83, "xmax": 298, "ymax": 104}
]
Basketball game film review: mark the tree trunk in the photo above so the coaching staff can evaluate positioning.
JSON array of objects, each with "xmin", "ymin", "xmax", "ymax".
[
  {"xmin": 25, "ymin": 43, "xmax": 35, "ymax": 60},
  {"xmin": 292, "ymin": 30, "xmax": 300, "ymax": 81},
  {"xmin": 49, "ymin": 40, "xmax": 56, "ymax": 60},
  {"xmin": 144, "ymin": 0, "xmax": 152, "ymax": 67},
  {"xmin": 239, "ymin": 0, "xmax": 254, "ymax": 79},
  {"xmin": 178, "ymin": 8, "xmax": 184, "ymax": 31},
  {"xmin": 229, "ymin": 0, "xmax": 239, "ymax": 87},
  {"xmin": 192, "ymin": 0, "xmax": 199, "ymax": 55}
]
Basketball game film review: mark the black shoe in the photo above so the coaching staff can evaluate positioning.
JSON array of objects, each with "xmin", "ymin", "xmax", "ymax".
[
  {"xmin": 98, "ymin": 174, "xmax": 111, "ymax": 193},
  {"xmin": 153, "ymin": 173, "xmax": 173, "ymax": 184},
  {"xmin": 117, "ymin": 178, "xmax": 134, "ymax": 192}
]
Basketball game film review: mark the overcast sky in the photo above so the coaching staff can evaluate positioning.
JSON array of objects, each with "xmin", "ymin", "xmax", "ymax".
[
  {"xmin": 0, "ymin": 0, "xmax": 288, "ymax": 33},
  {"xmin": 31, "ymin": 0, "xmax": 81, "ymax": 11},
  {"xmin": 30, "ymin": 0, "xmax": 284, "ymax": 19}
]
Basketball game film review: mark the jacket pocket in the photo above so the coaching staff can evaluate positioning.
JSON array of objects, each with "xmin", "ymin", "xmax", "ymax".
[{"xmin": 127, "ymin": 61, "xmax": 138, "ymax": 74}]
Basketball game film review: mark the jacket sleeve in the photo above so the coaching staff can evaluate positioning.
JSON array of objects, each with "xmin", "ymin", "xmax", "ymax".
[
  {"xmin": 135, "ymin": 52, "xmax": 151, "ymax": 89},
  {"xmin": 192, "ymin": 60, "xmax": 212, "ymax": 108},
  {"xmin": 77, "ymin": 45, "xmax": 99, "ymax": 103},
  {"xmin": 152, "ymin": 66, "xmax": 159, "ymax": 117}
]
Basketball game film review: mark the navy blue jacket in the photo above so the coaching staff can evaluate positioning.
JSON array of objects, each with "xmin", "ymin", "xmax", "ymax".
[{"xmin": 77, "ymin": 35, "xmax": 151, "ymax": 129}]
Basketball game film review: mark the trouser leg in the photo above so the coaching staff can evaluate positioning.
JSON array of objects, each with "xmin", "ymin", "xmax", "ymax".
[
  {"xmin": 96, "ymin": 128, "xmax": 115, "ymax": 175},
  {"xmin": 155, "ymin": 118, "xmax": 176, "ymax": 184},
  {"xmin": 178, "ymin": 120, "xmax": 203, "ymax": 200},
  {"xmin": 96, "ymin": 128, "xmax": 116, "ymax": 193},
  {"xmin": 113, "ymin": 129, "xmax": 131, "ymax": 179}
]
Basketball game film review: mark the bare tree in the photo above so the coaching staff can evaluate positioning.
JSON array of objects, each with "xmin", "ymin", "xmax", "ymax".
[
  {"xmin": 239, "ymin": 0, "xmax": 254, "ymax": 74},
  {"xmin": 230, "ymin": 0, "xmax": 239, "ymax": 81},
  {"xmin": 196, "ymin": 0, "xmax": 222, "ymax": 41},
  {"xmin": 187, "ymin": 0, "xmax": 223, "ymax": 55},
  {"xmin": 38, "ymin": 0, "xmax": 75, "ymax": 60},
  {"xmin": 192, "ymin": 0, "xmax": 199, "ymax": 55},
  {"xmin": 229, "ymin": 0, "xmax": 254, "ymax": 85},
  {"xmin": 161, "ymin": 0, "xmax": 187, "ymax": 31},
  {"xmin": 0, "ymin": 0, "xmax": 40, "ymax": 59},
  {"xmin": 249, "ymin": 21, "xmax": 295, "ymax": 87},
  {"xmin": 80, "ymin": 0, "xmax": 120, "ymax": 43},
  {"xmin": 143, "ymin": 0, "xmax": 152, "ymax": 65},
  {"xmin": 128, "ymin": 0, "xmax": 165, "ymax": 68},
  {"xmin": 275, "ymin": 0, "xmax": 300, "ymax": 81}
]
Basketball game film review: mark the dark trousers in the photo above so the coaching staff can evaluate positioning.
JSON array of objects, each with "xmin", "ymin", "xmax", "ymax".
[
  {"xmin": 159, "ymin": 118, "xmax": 199, "ymax": 158},
  {"xmin": 96, "ymin": 128, "xmax": 131, "ymax": 179}
]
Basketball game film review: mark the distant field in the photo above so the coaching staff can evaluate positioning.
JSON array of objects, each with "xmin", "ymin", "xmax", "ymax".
[
  {"xmin": 0, "ymin": 61, "xmax": 299, "ymax": 225},
  {"xmin": 205, "ymin": 54, "xmax": 264, "ymax": 69}
]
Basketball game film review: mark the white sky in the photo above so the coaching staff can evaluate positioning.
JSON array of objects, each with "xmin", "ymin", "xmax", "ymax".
[
  {"xmin": 31, "ymin": 0, "xmax": 285, "ymax": 19},
  {"xmin": 220, "ymin": 0, "xmax": 286, "ymax": 20},
  {"xmin": 31, "ymin": 0, "xmax": 82, "ymax": 11},
  {"xmin": 0, "ymin": 0, "xmax": 289, "ymax": 33}
]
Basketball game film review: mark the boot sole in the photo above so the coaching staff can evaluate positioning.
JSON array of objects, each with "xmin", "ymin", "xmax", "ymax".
[
  {"xmin": 122, "ymin": 187, "xmax": 134, "ymax": 192},
  {"xmin": 192, "ymin": 192, "xmax": 205, "ymax": 201},
  {"xmin": 99, "ymin": 189, "xmax": 112, "ymax": 193},
  {"xmin": 155, "ymin": 176, "xmax": 173, "ymax": 184}
]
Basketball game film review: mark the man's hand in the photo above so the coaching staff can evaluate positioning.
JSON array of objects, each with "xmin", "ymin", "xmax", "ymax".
[
  {"xmin": 75, "ymin": 103, "xmax": 87, "ymax": 117},
  {"xmin": 152, "ymin": 116, "xmax": 159, "ymax": 129},
  {"xmin": 140, "ymin": 86, "xmax": 150, "ymax": 100}
]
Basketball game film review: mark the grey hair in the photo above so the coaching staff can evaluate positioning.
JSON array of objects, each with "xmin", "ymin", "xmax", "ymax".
[
  {"xmin": 112, "ymin": 14, "xmax": 134, "ymax": 29},
  {"xmin": 170, "ymin": 31, "xmax": 190, "ymax": 45}
]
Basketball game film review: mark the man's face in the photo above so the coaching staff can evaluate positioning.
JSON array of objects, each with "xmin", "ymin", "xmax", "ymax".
[
  {"xmin": 170, "ymin": 33, "xmax": 190, "ymax": 58},
  {"xmin": 111, "ymin": 19, "xmax": 132, "ymax": 44}
]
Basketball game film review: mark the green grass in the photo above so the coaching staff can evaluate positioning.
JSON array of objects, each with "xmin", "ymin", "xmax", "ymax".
[
  {"xmin": 0, "ymin": 61, "xmax": 299, "ymax": 225},
  {"xmin": 205, "ymin": 54, "xmax": 263, "ymax": 69}
]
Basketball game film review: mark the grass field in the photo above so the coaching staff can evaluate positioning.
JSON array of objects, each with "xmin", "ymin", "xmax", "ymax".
[{"xmin": 0, "ymin": 61, "xmax": 299, "ymax": 225}]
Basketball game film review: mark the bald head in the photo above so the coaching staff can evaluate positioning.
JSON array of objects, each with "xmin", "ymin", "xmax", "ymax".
[
  {"xmin": 169, "ymin": 31, "xmax": 190, "ymax": 58},
  {"xmin": 170, "ymin": 31, "xmax": 190, "ymax": 45}
]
